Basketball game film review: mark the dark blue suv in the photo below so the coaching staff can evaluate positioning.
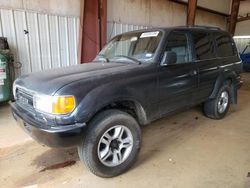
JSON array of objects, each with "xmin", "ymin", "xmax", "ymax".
[{"xmin": 11, "ymin": 26, "xmax": 242, "ymax": 177}]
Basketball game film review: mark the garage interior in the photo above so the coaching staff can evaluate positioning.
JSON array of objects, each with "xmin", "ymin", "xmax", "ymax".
[{"xmin": 1, "ymin": 0, "xmax": 250, "ymax": 187}]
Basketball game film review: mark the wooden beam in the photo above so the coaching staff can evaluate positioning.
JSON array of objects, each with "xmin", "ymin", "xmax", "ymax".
[
  {"xmin": 237, "ymin": 15, "xmax": 250, "ymax": 22},
  {"xmin": 99, "ymin": 0, "xmax": 107, "ymax": 48},
  {"xmin": 228, "ymin": 0, "xmax": 241, "ymax": 36},
  {"xmin": 187, "ymin": 0, "xmax": 198, "ymax": 26},
  {"xmin": 78, "ymin": 0, "xmax": 85, "ymax": 64},
  {"xmin": 77, "ymin": 0, "xmax": 107, "ymax": 64},
  {"xmin": 170, "ymin": 0, "xmax": 229, "ymax": 17}
]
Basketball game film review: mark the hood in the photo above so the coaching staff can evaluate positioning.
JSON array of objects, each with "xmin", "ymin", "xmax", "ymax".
[{"xmin": 15, "ymin": 62, "xmax": 137, "ymax": 95}]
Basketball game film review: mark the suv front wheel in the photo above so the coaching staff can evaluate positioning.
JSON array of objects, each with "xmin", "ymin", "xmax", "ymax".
[
  {"xmin": 204, "ymin": 83, "xmax": 231, "ymax": 120},
  {"xmin": 78, "ymin": 109, "xmax": 141, "ymax": 178}
]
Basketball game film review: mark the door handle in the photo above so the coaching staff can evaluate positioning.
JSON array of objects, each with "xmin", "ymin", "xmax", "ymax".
[{"xmin": 189, "ymin": 70, "xmax": 197, "ymax": 76}]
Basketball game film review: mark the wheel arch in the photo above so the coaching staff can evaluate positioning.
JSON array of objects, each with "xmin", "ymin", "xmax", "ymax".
[
  {"xmin": 209, "ymin": 71, "xmax": 238, "ymax": 104},
  {"xmin": 89, "ymin": 99, "xmax": 149, "ymax": 126}
]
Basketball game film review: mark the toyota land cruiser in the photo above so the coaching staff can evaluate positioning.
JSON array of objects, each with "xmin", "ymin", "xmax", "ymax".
[{"xmin": 11, "ymin": 26, "xmax": 242, "ymax": 177}]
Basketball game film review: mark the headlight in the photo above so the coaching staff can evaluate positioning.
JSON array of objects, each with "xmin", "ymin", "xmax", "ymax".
[{"xmin": 33, "ymin": 94, "xmax": 75, "ymax": 115}]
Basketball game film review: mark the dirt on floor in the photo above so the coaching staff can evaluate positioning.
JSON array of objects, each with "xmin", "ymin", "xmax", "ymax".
[
  {"xmin": 1, "ymin": 74, "xmax": 250, "ymax": 188},
  {"xmin": 241, "ymin": 73, "xmax": 250, "ymax": 91}
]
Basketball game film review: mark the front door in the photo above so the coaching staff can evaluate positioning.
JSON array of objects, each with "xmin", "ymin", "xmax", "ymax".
[{"xmin": 157, "ymin": 31, "xmax": 198, "ymax": 117}]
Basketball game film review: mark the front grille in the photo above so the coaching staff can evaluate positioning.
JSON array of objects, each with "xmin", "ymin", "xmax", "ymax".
[
  {"xmin": 15, "ymin": 87, "xmax": 57, "ymax": 126},
  {"xmin": 16, "ymin": 87, "xmax": 35, "ymax": 112}
]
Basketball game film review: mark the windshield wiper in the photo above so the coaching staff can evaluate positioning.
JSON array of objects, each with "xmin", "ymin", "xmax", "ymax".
[{"xmin": 113, "ymin": 55, "xmax": 142, "ymax": 65}]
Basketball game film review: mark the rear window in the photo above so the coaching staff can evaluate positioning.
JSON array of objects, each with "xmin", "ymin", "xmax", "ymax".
[
  {"xmin": 192, "ymin": 32, "xmax": 215, "ymax": 60},
  {"xmin": 214, "ymin": 33, "xmax": 236, "ymax": 57}
]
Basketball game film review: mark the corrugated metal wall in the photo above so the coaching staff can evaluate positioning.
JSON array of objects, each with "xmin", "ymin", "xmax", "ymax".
[
  {"xmin": 234, "ymin": 37, "xmax": 250, "ymax": 53},
  {"xmin": 107, "ymin": 21, "xmax": 150, "ymax": 41},
  {"xmin": 0, "ymin": 8, "xmax": 80, "ymax": 77}
]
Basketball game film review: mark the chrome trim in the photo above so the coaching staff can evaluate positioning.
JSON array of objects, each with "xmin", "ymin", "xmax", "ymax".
[
  {"xmin": 194, "ymin": 57, "xmax": 218, "ymax": 63},
  {"xmin": 220, "ymin": 61, "xmax": 242, "ymax": 68},
  {"xmin": 234, "ymin": 61, "xmax": 242, "ymax": 65},
  {"xmin": 15, "ymin": 85, "xmax": 37, "ymax": 96},
  {"xmin": 199, "ymin": 66, "xmax": 219, "ymax": 72}
]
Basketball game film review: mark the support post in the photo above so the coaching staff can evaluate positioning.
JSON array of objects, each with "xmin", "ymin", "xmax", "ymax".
[
  {"xmin": 187, "ymin": 0, "xmax": 198, "ymax": 26},
  {"xmin": 78, "ymin": 0, "xmax": 107, "ymax": 64},
  {"xmin": 228, "ymin": 0, "xmax": 240, "ymax": 36},
  {"xmin": 77, "ymin": 0, "xmax": 85, "ymax": 64}
]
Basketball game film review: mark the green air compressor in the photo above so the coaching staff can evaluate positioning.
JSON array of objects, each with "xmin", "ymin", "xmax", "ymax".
[{"xmin": 0, "ymin": 37, "xmax": 14, "ymax": 103}]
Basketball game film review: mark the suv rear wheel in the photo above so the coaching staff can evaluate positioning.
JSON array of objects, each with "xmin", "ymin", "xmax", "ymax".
[
  {"xmin": 203, "ymin": 83, "xmax": 231, "ymax": 120},
  {"xmin": 78, "ymin": 109, "xmax": 141, "ymax": 178}
]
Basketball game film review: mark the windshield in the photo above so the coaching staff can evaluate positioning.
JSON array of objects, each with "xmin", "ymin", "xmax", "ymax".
[{"xmin": 96, "ymin": 31, "xmax": 163, "ymax": 63}]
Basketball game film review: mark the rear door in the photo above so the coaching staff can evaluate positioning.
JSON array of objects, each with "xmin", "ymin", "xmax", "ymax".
[
  {"xmin": 191, "ymin": 31, "xmax": 220, "ymax": 103},
  {"xmin": 156, "ymin": 30, "xmax": 198, "ymax": 117}
]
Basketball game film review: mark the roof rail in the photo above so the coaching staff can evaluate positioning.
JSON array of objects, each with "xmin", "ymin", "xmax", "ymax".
[{"xmin": 188, "ymin": 25, "xmax": 221, "ymax": 30}]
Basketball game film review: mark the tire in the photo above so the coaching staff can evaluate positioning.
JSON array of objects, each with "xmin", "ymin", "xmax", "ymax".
[
  {"xmin": 78, "ymin": 109, "xmax": 141, "ymax": 178},
  {"xmin": 203, "ymin": 83, "xmax": 231, "ymax": 120}
]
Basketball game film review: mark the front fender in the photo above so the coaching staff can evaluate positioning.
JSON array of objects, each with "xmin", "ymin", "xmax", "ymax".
[{"xmin": 74, "ymin": 82, "xmax": 148, "ymax": 124}]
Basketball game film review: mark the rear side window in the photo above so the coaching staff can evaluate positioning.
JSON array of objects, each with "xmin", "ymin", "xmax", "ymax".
[
  {"xmin": 165, "ymin": 32, "xmax": 191, "ymax": 64},
  {"xmin": 192, "ymin": 32, "xmax": 215, "ymax": 60},
  {"xmin": 214, "ymin": 33, "xmax": 235, "ymax": 57}
]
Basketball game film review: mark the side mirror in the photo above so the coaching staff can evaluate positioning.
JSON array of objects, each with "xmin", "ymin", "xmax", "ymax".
[{"xmin": 161, "ymin": 51, "xmax": 177, "ymax": 66}]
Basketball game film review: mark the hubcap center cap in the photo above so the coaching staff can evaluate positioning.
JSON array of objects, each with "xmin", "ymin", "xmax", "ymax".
[
  {"xmin": 110, "ymin": 139, "xmax": 119, "ymax": 150},
  {"xmin": 220, "ymin": 99, "xmax": 224, "ymax": 105}
]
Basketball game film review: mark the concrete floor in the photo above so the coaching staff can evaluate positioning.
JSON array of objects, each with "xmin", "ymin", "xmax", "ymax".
[{"xmin": 1, "ymin": 75, "xmax": 250, "ymax": 188}]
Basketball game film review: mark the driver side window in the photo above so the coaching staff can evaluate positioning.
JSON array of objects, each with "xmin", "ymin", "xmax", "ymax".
[{"xmin": 165, "ymin": 32, "xmax": 191, "ymax": 64}]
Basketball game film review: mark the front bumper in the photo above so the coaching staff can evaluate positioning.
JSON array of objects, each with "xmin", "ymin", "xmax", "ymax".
[{"xmin": 11, "ymin": 102, "xmax": 87, "ymax": 148}]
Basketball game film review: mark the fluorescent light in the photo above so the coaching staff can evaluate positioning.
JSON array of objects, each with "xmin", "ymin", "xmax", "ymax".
[{"xmin": 233, "ymin": 36, "xmax": 250, "ymax": 39}]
